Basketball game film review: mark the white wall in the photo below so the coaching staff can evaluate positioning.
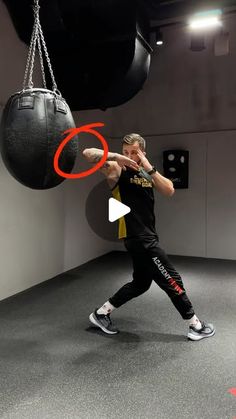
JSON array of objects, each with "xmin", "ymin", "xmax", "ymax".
[
  {"xmin": 206, "ymin": 135, "xmax": 236, "ymax": 259},
  {"xmin": 0, "ymin": 107, "xmax": 66, "ymax": 300}
]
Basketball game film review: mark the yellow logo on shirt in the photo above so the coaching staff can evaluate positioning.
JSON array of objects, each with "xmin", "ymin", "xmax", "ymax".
[{"xmin": 130, "ymin": 175, "xmax": 152, "ymax": 188}]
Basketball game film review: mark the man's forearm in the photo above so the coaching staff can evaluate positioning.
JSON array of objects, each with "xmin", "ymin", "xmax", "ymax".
[
  {"xmin": 151, "ymin": 170, "xmax": 175, "ymax": 196},
  {"xmin": 82, "ymin": 147, "xmax": 118, "ymax": 163}
]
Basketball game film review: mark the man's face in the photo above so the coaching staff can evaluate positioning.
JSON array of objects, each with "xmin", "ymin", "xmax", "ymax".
[{"xmin": 122, "ymin": 141, "xmax": 146, "ymax": 166}]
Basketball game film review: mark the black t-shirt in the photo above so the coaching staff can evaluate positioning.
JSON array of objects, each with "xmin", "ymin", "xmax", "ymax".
[{"xmin": 111, "ymin": 167, "xmax": 157, "ymax": 239}]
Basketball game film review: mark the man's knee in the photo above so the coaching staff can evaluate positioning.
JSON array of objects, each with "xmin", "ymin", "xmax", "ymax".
[{"xmin": 131, "ymin": 279, "xmax": 152, "ymax": 296}]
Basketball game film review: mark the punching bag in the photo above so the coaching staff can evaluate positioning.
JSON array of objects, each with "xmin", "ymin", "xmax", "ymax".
[{"xmin": 0, "ymin": 0, "xmax": 78, "ymax": 190}]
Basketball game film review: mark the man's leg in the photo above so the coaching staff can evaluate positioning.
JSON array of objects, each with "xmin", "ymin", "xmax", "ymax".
[
  {"xmin": 145, "ymin": 238, "xmax": 215, "ymax": 340},
  {"xmin": 89, "ymin": 243, "xmax": 153, "ymax": 334},
  {"xmin": 150, "ymin": 244, "xmax": 194, "ymax": 319},
  {"xmin": 109, "ymin": 252, "xmax": 153, "ymax": 308}
]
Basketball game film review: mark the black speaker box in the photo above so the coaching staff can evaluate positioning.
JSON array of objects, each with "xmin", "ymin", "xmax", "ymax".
[{"xmin": 163, "ymin": 150, "xmax": 189, "ymax": 189}]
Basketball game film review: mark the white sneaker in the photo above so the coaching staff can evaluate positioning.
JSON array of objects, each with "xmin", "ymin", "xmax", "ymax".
[{"xmin": 187, "ymin": 321, "xmax": 215, "ymax": 341}]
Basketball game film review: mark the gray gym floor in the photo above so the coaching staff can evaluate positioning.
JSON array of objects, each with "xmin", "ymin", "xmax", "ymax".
[{"xmin": 0, "ymin": 251, "xmax": 236, "ymax": 419}]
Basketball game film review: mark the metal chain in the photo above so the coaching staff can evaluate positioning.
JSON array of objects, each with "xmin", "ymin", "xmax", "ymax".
[
  {"xmin": 27, "ymin": 20, "xmax": 38, "ymax": 88},
  {"xmin": 22, "ymin": 18, "xmax": 38, "ymax": 89},
  {"xmin": 22, "ymin": 0, "xmax": 59, "ymax": 94},
  {"xmin": 37, "ymin": 34, "xmax": 47, "ymax": 88},
  {"xmin": 37, "ymin": 19, "xmax": 58, "ymax": 92}
]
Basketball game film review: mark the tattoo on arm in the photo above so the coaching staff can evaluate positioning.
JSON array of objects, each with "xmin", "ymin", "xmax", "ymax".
[
  {"xmin": 87, "ymin": 152, "xmax": 111, "ymax": 169},
  {"xmin": 90, "ymin": 149, "xmax": 117, "ymax": 163},
  {"xmin": 92, "ymin": 153, "xmax": 102, "ymax": 163}
]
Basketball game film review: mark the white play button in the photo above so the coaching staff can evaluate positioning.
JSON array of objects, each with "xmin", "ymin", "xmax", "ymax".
[{"xmin": 108, "ymin": 198, "xmax": 131, "ymax": 222}]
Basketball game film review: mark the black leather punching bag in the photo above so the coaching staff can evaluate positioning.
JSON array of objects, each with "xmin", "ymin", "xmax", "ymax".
[
  {"xmin": 0, "ymin": 88, "xmax": 78, "ymax": 189},
  {"xmin": 0, "ymin": 0, "xmax": 78, "ymax": 190}
]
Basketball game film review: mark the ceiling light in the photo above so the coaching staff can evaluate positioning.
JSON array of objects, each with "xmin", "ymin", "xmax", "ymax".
[
  {"xmin": 155, "ymin": 30, "xmax": 163, "ymax": 46},
  {"xmin": 189, "ymin": 9, "xmax": 222, "ymax": 30}
]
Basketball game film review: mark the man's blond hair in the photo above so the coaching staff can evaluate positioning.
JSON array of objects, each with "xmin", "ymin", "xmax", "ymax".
[{"xmin": 122, "ymin": 133, "xmax": 146, "ymax": 151}]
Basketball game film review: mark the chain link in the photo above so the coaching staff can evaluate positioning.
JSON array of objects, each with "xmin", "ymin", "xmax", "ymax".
[
  {"xmin": 37, "ymin": 21, "xmax": 58, "ymax": 92},
  {"xmin": 22, "ymin": 19, "xmax": 38, "ymax": 89},
  {"xmin": 22, "ymin": 0, "xmax": 59, "ymax": 94},
  {"xmin": 37, "ymin": 34, "xmax": 47, "ymax": 88}
]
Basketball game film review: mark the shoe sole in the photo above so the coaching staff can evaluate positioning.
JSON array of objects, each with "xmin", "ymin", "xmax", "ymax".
[
  {"xmin": 187, "ymin": 329, "xmax": 215, "ymax": 341},
  {"xmin": 89, "ymin": 313, "xmax": 118, "ymax": 335}
]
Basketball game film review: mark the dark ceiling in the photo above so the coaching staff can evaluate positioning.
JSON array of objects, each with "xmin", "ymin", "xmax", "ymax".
[{"xmin": 2, "ymin": 0, "xmax": 236, "ymax": 110}]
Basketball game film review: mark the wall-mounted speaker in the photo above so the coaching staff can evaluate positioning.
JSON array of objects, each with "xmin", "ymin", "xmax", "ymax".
[
  {"xmin": 163, "ymin": 150, "xmax": 189, "ymax": 189},
  {"xmin": 190, "ymin": 33, "xmax": 206, "ymax": 51}
]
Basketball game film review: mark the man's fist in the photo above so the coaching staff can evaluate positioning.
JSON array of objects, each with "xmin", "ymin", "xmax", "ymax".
[
  {"xmin": 115, "ymin": 154, "xmax": 140, "ymax": 171},
  {"xmin": 136, "ymin": 149, "xmax": 152, "ymax": 172}
]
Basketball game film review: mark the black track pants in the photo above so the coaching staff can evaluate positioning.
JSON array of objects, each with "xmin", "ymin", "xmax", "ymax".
[{"xmin": 109, "ymin": 236, "xmax": 195, "ymax": 320}]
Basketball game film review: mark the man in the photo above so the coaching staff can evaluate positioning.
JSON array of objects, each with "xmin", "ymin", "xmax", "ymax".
[{"xmin": 82, "ymin": 133, "xmax": 215, "ymax": 341}]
